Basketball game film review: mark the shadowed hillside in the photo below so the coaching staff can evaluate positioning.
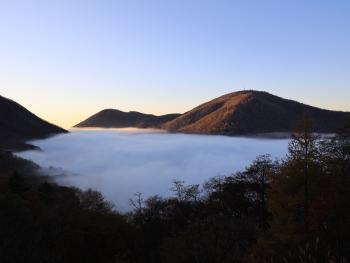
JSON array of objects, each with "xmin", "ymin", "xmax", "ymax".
[
  {"xmin": 0, "ymin": 95, "xmax": 67, "ymax": 150},
  {"xmin": 162, "ymin": 90, "xmax": 350, "ymax": 135},
  {"xmin": 75, "ymin": 109, "xmax": 180, "ymax": 128}
]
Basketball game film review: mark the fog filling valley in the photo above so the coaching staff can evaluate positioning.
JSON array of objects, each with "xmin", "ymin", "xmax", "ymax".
[{"xmin": 16, "ymin": 129, "xmax": 289, "ymax": 211}]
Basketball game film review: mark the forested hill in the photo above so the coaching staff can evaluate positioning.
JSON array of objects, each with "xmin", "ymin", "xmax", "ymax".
[
  {"xmin": 162, "ymin": 90, "xmax": 350, "ymax": 135},
  {"xmin": 75, "ymin": 91, "xmax": 350, "ymax": 135},
  {"xmin": 0, "ymin": 95, "xmax": 67, "ymax": 150},
  {"xmin": 75, "ymin": 109, "xmax": 180, "ymax": 128}
]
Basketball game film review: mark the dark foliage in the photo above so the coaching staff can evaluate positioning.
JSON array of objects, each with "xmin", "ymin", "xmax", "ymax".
[
  {"xmin": 0, "ymin": 151, "xmax": 131, "ymax": 263},
  {"xmin": 1, "ymin": 122, "xmax": 349, "ymax": 262}
]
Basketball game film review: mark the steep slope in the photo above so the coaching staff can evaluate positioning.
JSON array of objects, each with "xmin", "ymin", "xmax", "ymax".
[
  {"xmin": 75, "ymin": 109, "xmax": 180, "ymax": 128},
  {"xmin": 0, "ymin": 95, "xmax": 67, "ymax": 150},
  {"xmin": 162, "ymin": 91, "xmax": 350, "ymax": 135}
]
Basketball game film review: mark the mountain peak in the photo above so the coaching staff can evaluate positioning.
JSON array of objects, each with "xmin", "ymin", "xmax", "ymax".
[
  {"xmin": 162, "ymin": 90, "xmax": 350, "ymax": 134},
  {"xmin": 75, "ymin": 91, "xmax": 350, "ymax": 135},
  {"xmin": 75, "ymin": 109, "xmax": 181, "ymax": 128}
]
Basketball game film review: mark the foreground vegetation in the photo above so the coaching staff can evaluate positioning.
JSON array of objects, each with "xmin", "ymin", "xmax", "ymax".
[{"xmin": 0, "ymin": 122, "xmax": 349, "ymax": 263}]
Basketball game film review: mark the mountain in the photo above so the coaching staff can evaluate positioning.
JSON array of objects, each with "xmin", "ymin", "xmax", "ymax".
[
  {"xmin": 75, "ymin": 109, "xmax": 181, "ymax": 128},
  {"xmin": 162, "ymin": 90, "xmax": 350, "ymax": 135},
  {"xmin": 0, "ymin": 95, "xmax": 67, "ymax": 150}
]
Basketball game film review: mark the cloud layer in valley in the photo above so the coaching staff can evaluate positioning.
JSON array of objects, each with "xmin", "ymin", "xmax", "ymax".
[{"xmin": 17, "ymin": 129, "xmax": 289, "ymax": 211}]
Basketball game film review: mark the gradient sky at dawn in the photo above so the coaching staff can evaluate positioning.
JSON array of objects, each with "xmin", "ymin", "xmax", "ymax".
[{"xmin": 1, "ymin": 0, "xmax": 349, "ymax": 128}]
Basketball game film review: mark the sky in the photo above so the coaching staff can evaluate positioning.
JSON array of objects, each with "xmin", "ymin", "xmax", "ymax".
[{"xmin": 1, "ymin": 0, "xmax": 349, "ymax": 128}]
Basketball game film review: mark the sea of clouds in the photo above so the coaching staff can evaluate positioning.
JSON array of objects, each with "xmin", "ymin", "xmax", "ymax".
[{"xmin": 16, "ymin": 129, "xmax": 289, "ymax": 211}]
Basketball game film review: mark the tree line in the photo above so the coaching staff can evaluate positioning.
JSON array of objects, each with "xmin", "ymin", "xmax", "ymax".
[{"xmin": 0, "ymin": 121, "xmax": 349, "ymax": 262}]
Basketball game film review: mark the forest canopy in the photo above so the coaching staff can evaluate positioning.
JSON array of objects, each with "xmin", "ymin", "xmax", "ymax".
[{"xmin": 0, "ymin": 122, "xmax": 349, "ymax": 263}]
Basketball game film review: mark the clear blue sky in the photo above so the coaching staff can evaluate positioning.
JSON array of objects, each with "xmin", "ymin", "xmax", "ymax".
[{"xmin": 0, "ymin": 0, "xmax": 349, "ymax": 128}]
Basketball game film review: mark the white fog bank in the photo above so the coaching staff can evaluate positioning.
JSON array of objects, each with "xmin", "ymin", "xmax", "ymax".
[{"xmin": 16, "ymin": 129, "xmax": 289, "ymax": 211}]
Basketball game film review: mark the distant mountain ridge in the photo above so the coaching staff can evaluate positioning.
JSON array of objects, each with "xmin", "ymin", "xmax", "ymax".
[
  {"xmin": 77, "ymin": 91, "xmax": 350, "ymax": 135},
  {"xmin": 0, "ymin": 95, "xmax": 67, "ymax": 150},
  {"xmin": 75, "ymin": 109, "xmax": 181, "ymax": 128}
]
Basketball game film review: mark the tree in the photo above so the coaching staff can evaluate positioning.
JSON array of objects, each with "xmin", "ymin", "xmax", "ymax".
[
  {"xmin": 255, "ymin": 120, "xmax": 323, "ymax": 262},
  {"xmin": 77, "ymin": 188, "xmax": 114, "ymax": 214},
  {"xmin": 289, "ymin": 120, "xmax": 319, "ymax": 258},
  {"xmin": 129, "ymin": 192, "xmax": 144, "ymax": 211},
  {"xmin": 316, "ymin": 122, "xmax": 350, "ymax": 262},
  {"xmin": 170, "ymin": 180, "xmax": 201, "ymax": 202},
  {"xmin": 242, "ymin": 154, "xmax": 274, "ymax": 230}
]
